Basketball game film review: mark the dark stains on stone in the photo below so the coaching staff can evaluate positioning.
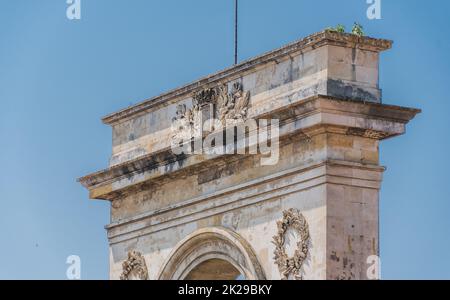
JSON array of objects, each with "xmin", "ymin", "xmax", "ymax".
[
  {"xmin": 284, "ymin": 57, "xmax": 296, "ymax": 85},
  {"xmin": 197, "ymin": 160, "xmax": 240, "ymax": 185},
  {"xmin": 334, "ymin": 255, "xmax": 356, "ymax": 280},
  {"xmin": 351, "ymin": 48, "xmax": 357, "ymax": 82},
  {"xmin": 291, "ymin": 66, "xmax": 300, "ymax": 83},
  {"xmin": 163, "ymin": 153, "xmax": 188, "ymax": 173},
  {"xmin": 347, "ymin": 127, "xmax": 367, "ymax": 137},
  {"xmin": 336, "ymin": 271, "xmax": 355, "ymax": 280},
  {"xmin": 111, "ymin": 151, "xmax": 189, "ymax": 182},
  {"xmin": 330, "ymin": 251, "xmax": 340, "ymax": 262},
  {"xmin": 327, "ymin": 79, "xmax": 379, "ymax": 103},
  {"xmin": 269, "ymin": 58, "xmax": 300, "ymax": 91},
  {"xmin": 343, "ymin": 257, "xmax": 348, "ymax": 269},
  {"xmin": 197, "ymin": 167, "xmax": 222, "ymax": 185}
]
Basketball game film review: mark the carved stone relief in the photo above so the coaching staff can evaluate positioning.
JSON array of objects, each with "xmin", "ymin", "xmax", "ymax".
[
  {"xmin": 120, "ymin": 250, "xmax": 149, "ymax": 280},
  {"xmin": 216, "ymin": 82, "xmax": 250, "ymax": 126},
  {"xmin": 171, "ymin": 104, "xmax": 195, "ymax": 143},
  {"xmin": 192, "ymin": 88, "xmax": 217, "ymax": 108},
  {"xmin": 272, "ymin": 208, "xmax": 310, "ymax": 280},
  {"xmin": 171, "ymin": 82, "xmax": 250, "ymax": 144}
]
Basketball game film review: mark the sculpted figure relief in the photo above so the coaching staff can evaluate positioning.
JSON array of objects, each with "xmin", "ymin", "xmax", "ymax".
[
  {"xmin": 171, "ymin": 82, "xmax": 251, "ymax": 144},
  {"xmin": 216, "ymin": 82, "xmax": 250, "ymax": 125},
  {"xmin": 120, "ymin": 250, "xmax": 149, "ymax": 280},
  {"xmin": 171, "ymin": 104, "xmax": 195, "ymax": 143}
]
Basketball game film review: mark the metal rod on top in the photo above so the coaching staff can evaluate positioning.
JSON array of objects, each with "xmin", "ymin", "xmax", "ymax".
[{"xmin": 234, "ymin": 0, "xmax": 238, "ymax": 65}]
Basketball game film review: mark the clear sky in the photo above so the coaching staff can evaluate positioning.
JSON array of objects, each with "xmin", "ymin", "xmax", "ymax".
[{"xmin": 0, "ymin": 0, "xmax": 449, "ymax": 279}]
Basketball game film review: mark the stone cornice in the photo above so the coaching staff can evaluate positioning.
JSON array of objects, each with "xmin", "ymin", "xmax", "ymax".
[
  {"xmin": 101, "ymin": 31, "xmax": 393, "ymax": 126},
  {"xmin": 78, "ymin": 96, "xmax": 420, "ymax": 200}
]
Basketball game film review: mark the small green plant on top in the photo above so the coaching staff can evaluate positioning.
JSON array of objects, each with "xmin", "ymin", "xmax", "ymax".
[
  {"xmin": 325, "ymin": 23, "xmax": 366, "ymax": 37},
  {"xmin": 335, "ymin": 24, "xmax": 346, "ymax": 33},
  {"xmin": 351, "ymin": 23, "xmax": 365, "ymax": 37},
  {"xmin": 325, "ymin": 24, "xmax": 346, "ymax": 33}
]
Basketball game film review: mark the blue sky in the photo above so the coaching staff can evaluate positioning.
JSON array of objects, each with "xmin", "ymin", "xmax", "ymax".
[{"xmin": 0, "ymin": 0, "xmax": 449, "ymax": 279}]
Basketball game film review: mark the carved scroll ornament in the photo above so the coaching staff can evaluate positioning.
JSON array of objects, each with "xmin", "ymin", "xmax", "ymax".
[
  {"xmin": 272, "ymin": 208, "xmax": 310, "ymax": 280},
  {"xmin": 120, "ymin": 250, "xmax": 149, "ymax": 280}
]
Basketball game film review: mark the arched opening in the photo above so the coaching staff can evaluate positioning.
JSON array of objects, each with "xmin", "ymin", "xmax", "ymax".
[
  {"xmin": 157, "ymin": 227, "xmax": 265, "ymax": 280},
  {"xmin": 184, "ymin": 258, "xmax": 244, "ymax": 280}
]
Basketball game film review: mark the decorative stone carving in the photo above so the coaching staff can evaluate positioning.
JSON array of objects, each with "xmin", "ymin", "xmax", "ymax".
[
  {"xmin": 171, "ymin": 82, "xmax": 251, "ymax": 144},
  {"xmin": 193, "ymin": 88, "xmax": 217, "ymax": 108},
  {"xmin": 120, "ymin": 250, "xmax": 148, "ymax": 280},
  {"xmin": 216, "ymin": 82, "xmax": 250, "ymax": 125},
  {"xmin": 111, "ymin": 198, "xmax": 123, "ymax": 209},
  {"xmin": 272, "ymin": 208, "xmax": 310, "ymax": 280},
  {"xmin": 171, "ymin": 104, "xmax": 195, "ymax": 143}
]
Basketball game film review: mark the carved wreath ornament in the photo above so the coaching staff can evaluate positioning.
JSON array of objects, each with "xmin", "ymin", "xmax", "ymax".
[
  {"xmin": 272, "ymin": 208, "xmax": 310, "ymax": 280},
  {"xmin": 120, "ymin": 250, "xmax": 149, "ymax": 280}
]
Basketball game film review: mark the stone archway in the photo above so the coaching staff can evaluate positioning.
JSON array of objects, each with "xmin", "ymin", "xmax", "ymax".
[
  {"xmin": 157, "ymin": 227, "xmax": 266, "ymax": 280},
  {"xmin": 184, "ymin": 258, "xmax": 242, "ymax": 280}
]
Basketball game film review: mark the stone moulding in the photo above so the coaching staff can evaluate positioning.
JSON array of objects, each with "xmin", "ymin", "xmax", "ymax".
[
  {"xmin": 103, "ymin": 160, "xmax": 384, "ymax": 244},
  {"xmin": 272, "ymin": 208, "xmax": 310, "ymax": 280},
  {"xmin": 78, "ymin": 96, "xmax": 420, "ymax": 200},
  {"xmin": 120, "ymin": 250, "xmax": 149, "ymax": 280}
]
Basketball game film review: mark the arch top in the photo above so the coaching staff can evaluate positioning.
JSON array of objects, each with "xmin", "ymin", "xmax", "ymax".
[{"xmin": 157, "ymin": 227, "xmax": 266, "ymax": 280}]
